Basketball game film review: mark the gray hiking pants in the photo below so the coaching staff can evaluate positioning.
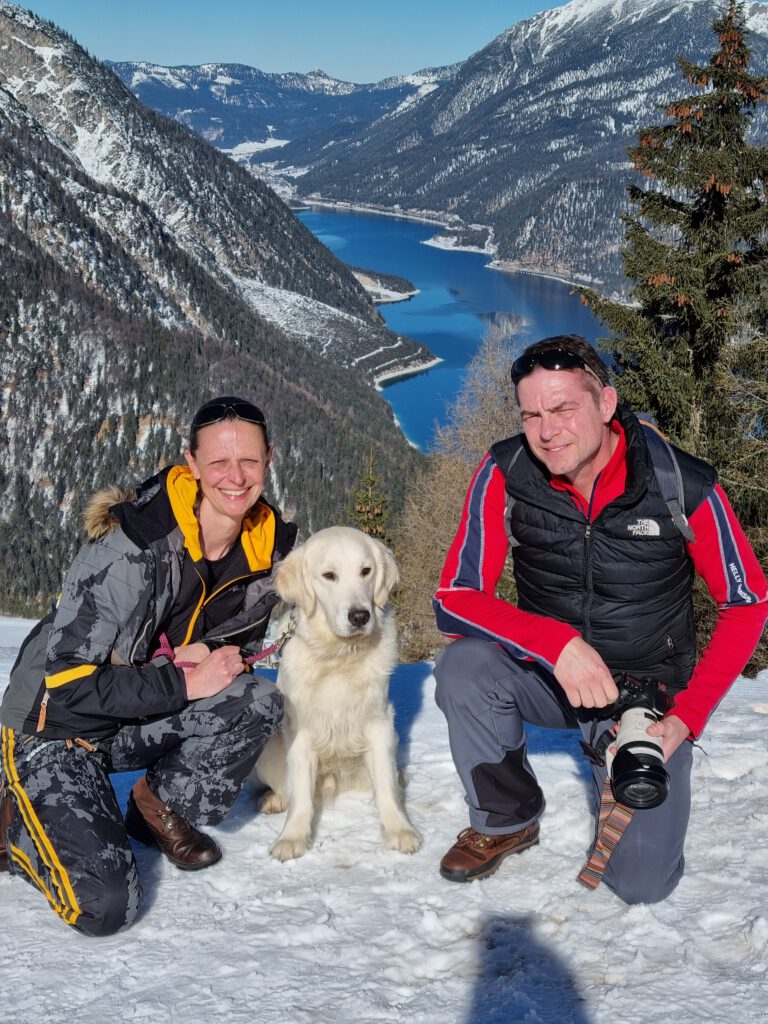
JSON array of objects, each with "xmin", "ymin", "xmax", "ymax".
[
  {"xmin": 434, "ymin": 638, "xmax": 692, "ymax": 904},
  {"xmin": 1, "ymin": 674, "xmax": 282, "ymax": 936}
]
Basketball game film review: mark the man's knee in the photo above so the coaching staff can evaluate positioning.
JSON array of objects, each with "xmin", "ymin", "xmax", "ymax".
[
  {"xmin": 434, "ymin": 638, "xmax": 504, "ymax": 711},
  {"xmin": 602, "ymin": 831, "xmax": 686, "ymax": 905},
  {"xmin": 606, "ymin": 862, "xmax": 684, "ymax": 905}
]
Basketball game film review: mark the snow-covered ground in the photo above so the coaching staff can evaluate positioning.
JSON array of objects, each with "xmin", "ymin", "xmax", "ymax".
[{"xmin": 1, "ymin": 615, "xmax": 767, "ymax": 1024}]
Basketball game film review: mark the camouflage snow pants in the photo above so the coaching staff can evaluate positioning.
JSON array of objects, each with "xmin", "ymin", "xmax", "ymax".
[{"xmin": 0, "ymin": 673, "xmax": 283, "ymax": 936}]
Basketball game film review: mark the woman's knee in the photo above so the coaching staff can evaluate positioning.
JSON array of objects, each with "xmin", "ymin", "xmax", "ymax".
[
  {"xmin": 208, "ymin": 675, "xmax": 285, "ymax": 737},
  {"xmin": 73, "ymin": 864, "xmax": 142, "ymax": 937}
]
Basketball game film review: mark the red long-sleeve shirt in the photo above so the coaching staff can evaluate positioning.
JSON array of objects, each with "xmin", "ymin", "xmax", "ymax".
[{"xmin": 434, "ymin": 425, "xmax": 767, "ymax": 737}]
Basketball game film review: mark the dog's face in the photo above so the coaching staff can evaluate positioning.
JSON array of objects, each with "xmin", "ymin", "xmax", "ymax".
[{"xmin": 275, "ymin": 526, "xmax": 399, "ymax": 639}]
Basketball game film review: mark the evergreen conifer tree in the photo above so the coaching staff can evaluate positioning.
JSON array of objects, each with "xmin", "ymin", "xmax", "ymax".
[
  {"xmin": 581, "ymin": 0, "xmax": 768, "ymax": 442},
  {"xmin": 580, "ymin": 0, "xmax": 768, "ymax": 668},
  {"xmin": 347, "ymin": 448, "xmax": 391, "ymax": 544}
]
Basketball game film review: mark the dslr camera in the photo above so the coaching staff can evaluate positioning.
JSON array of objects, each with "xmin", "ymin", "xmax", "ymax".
[{"xmin": 585, "ymin": 673, "xmax": 672, "ymax": 810}]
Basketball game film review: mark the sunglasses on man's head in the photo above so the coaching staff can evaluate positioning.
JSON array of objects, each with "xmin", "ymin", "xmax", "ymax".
[
  {"xmin": 510, "ymin": 348, "xmax": 606, "ymax": 386},
  {"xmin": 191, "ymin": 399, "xmax": 267, "ymax": 432}
]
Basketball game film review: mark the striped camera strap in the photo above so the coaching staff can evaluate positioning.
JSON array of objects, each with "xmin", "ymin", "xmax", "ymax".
[{"xmin": 578, "ymin": 776, "xmax": 635, "ymax": 890}]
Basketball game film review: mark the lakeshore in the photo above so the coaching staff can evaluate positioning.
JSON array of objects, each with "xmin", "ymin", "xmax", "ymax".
[
  {"xmin": 299, "ymin": 196, "xmax": 598, "ymax": 291},
  {"xmin": 374, "ymin": 355, "xmax": 444, "ymax": 390}
]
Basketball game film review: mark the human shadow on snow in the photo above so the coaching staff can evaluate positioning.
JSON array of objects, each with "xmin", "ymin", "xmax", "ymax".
[{"xmin": 464, "ymin": 914, "xmax": 594, "ymax": 1024}]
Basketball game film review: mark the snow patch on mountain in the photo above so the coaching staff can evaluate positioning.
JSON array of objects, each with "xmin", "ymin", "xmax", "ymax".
[{"xmin": 224, "ymin": 138, "xmax": 290, "ymax": 161}]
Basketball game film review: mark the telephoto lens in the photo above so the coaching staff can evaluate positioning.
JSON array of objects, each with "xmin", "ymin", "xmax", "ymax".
[{"xmin": 605, "ymin": 706, "xmax": 670, "ymax": 809}]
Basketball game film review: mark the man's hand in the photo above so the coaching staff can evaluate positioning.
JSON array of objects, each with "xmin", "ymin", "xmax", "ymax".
[
  {"xmin": 646, "ymin": 714, "xmax": 690, "ymax": 762},
  {"xmin": 182, "ymin": 645, "xmax": 244, "ymax": 700},
  {"xmin": 554, "ymin": 636, "xmax": 619, "ymax": 709}
]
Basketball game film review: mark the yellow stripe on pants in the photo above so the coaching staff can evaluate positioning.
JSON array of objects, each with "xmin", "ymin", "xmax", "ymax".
[{"xmin": 1, "ymin": 726, "xmax": 82, "ymax": 927}]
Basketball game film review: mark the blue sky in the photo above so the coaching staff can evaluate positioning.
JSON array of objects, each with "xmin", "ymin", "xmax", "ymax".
[{"xmin": 23, "ymin": 1, "xmax": 566, "ymax": 81}]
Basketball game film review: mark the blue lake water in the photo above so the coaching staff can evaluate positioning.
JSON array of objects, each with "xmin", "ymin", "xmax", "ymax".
[{"xmin": 298, "ymin": 208, "xmax": 605, "ymax": 451}]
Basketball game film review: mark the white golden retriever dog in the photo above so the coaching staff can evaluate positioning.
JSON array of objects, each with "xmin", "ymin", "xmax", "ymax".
[{"xmin": 255, "ymin": 526, "xmax": 422, "ymax": 862}]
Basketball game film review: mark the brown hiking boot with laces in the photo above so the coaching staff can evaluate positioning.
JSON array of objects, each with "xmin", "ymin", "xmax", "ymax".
[
  {"xmin": 125, "ymin": 775, "xmax": 222, "ymax": 871},
  {"xmin": 439, "ymin": 823, "xmax": 540, "ymax": 882}
]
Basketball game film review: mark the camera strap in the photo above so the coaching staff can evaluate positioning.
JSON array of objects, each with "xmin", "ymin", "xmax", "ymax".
[{"xmin": 577, "ymin": 776, "xmax": 636, "ymax": 890}]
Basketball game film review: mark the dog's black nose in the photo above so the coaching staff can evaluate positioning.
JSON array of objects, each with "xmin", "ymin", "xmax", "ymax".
[{"xmin": 348, "ymin": 608, "xmax": 370, "ymax": 629}]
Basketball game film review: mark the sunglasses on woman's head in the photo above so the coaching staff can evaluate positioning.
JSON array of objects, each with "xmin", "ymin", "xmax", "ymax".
[
  {"xmin": 510, "ymin": 348, "xmax": 606, "ymax": 386},
  {"xmin": 191, "ymin": 399, "xmax": 267, "ymax": 432}
]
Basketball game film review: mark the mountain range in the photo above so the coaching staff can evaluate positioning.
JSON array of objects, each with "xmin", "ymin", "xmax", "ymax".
[
  {"xmin": 108, "ymin": 61, "xmax": 459, "ymax": 162},
  {"xmin": 0, "ymin": 2, "xmax": 428, "ymax": 613},
  {"xmin": 112, "ymin": 0, "xmax": 768, "ymax": 291}
]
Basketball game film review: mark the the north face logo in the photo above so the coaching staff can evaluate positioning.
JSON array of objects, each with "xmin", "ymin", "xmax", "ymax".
[{"xmin": 627, "ymin": 519, "xmax": 661, "ymax": 537}]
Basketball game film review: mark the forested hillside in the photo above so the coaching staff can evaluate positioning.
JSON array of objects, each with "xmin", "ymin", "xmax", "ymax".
[{"xmin": 0, "ymin": 4, "xmax": 427, "ymax": 613}]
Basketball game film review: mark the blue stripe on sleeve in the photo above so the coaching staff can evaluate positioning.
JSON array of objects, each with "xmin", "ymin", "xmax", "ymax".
[
  {"xmin": 709, "ymin": 491, "xmax": 759, "ymax": 606},
  {"xmin": 450, "ymin": 457, "xmax": 494, "ymax": 591}
]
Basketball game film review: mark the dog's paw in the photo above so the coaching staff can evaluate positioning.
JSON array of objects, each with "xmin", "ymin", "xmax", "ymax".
[
  {"xmin": 260, "ymin": 790, "xmax": 287, "ymax": 814},
  {"xmin": 385, "ymin": 827, "xmax": 422, "ymax": 854},
  {"xmin": 269, "ymin": 835, "xmax": 309, "ymax": 861}
]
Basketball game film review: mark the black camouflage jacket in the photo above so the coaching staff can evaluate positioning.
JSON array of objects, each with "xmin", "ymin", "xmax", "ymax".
[{"xmin": 1, "ymin": 466, "xmax": 297, "ymax": 740}]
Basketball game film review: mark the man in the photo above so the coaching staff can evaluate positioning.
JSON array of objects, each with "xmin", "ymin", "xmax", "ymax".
[
  {"xmin": 0, "ymin": 398, "xmax": 296, "ymax": 935},
  {"xmin": 433, "ymin": 335, "xmax": 767, "ymax": 903}
]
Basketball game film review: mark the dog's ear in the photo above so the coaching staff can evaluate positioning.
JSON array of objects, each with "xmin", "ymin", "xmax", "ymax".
[
  {"xmin": 373, "ymin": 540, "xmax": 400, "ymax": 607},
  {"xmin": 275, "ymin": 546, "xmax": 316, "ymax": 614}
]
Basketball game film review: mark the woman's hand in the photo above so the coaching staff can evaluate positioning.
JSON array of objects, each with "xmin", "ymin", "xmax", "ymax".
[
  {"xmin": 182, "ymin": 645, "xmax": 244, "ymax": 699},
  {"xmin": 173, "ymin": 642, "xmax": 211, "ymax": 666}
]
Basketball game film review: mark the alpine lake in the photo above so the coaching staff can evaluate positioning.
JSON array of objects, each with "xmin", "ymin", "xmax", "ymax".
[{"xmin": 298, "ymin": 207, "xmax": 605, "ymax": 452}]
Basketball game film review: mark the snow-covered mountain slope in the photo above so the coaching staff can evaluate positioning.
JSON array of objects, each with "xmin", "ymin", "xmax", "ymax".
[
  {"xmin": 1, "ymin": 619, "xmax": 766, "ymax": 1024},
  {"xmin": 0, "ymin": 3, "xmax": 434, "ymax": 374},
  {"xmin": 288, "ymin": 0, "xmax": 768, "ymax": 290},
  {"xmin": 0, "ymin": 2, "xmax": 429, "ymax": 613}
]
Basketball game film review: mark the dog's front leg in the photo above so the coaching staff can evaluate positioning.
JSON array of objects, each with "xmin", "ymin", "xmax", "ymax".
[
  {"xmin": 364, "ymin": 716, "xmax": 422, "ymax": 854},
  {"xmin": 269, "ymin": 730, "xmax": 318, "ymax": 861}
]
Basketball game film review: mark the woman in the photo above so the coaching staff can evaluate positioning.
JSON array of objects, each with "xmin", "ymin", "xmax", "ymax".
[{"xmin": 0, "ymin": 397, "xmax": 296, "ymax": 935}]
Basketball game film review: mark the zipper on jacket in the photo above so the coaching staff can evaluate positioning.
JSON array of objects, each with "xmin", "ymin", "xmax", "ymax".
[
  {"xmin": 581, "ymin": 466, "xmax": 600, "ymax": 643},
  {"xmin": 205, "ymin": 611, "xmax": 271, "ymax": 644},
  {"xmin": 180, "ymin": 564, "xmax": 208, "ymax": 646},
  {"xmin": 581, "ymin": 523, "xmax": 594, "ymax": 641},
  {"xmin": 129, "ymin": 618, "xmax": 153, "ymax": 666},
  {"xmin": 181, "ymin": 568, "xmax": 266, "ymax": 646},
  {"xmin": 203, "ymin": 573, "xmax": 255, "ymax": 608}
]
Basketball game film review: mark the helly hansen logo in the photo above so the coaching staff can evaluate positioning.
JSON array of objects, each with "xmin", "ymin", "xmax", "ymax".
[
  {"xmin": 729, "ymin": 562, "xmax": 754, "ymax": 604},
  {"xmin": 627, "ymin": 519, "xmax": 661, "ymax": 537}
]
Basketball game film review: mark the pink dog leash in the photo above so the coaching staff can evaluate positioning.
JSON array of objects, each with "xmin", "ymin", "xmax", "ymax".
[
  {"xmin": 151, "ymin": 614, "xmax": 296, "ymax": 671},
  {"xmin": 150, "ymin": 633, "xmax": 199, "ymax": 670},
  {"xmin": 245, "ymin": 613, "xmax": 297, "ymax": 665}
]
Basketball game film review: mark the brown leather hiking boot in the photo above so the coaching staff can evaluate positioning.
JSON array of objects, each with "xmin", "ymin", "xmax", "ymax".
[
  {"xmin": 125, "ymin": 775, "xmax": 222, "ymax": 871},
  {"xmin": 0, "ymin": 781, "xmax": 15, "ymax": 872},
  {"xmin": 439, "ymin": 823, "xmax": 540, "ymax": 883}
]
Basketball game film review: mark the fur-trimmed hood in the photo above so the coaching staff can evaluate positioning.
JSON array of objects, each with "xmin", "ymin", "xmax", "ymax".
[{"xmin": 83, "ymin": 485, "xmax": 136, "ymax": 541}]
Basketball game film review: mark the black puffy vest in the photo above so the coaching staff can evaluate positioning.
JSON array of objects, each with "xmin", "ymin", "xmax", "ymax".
[{"xmin": 490, "ymin": 407, "xmax": 717, "ymax": 693}]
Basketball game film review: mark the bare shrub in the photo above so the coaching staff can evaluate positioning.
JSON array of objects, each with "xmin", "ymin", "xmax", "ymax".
[{"xmin": 393, "ymin": 325, "xmax": 522, "ymax": 662}]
